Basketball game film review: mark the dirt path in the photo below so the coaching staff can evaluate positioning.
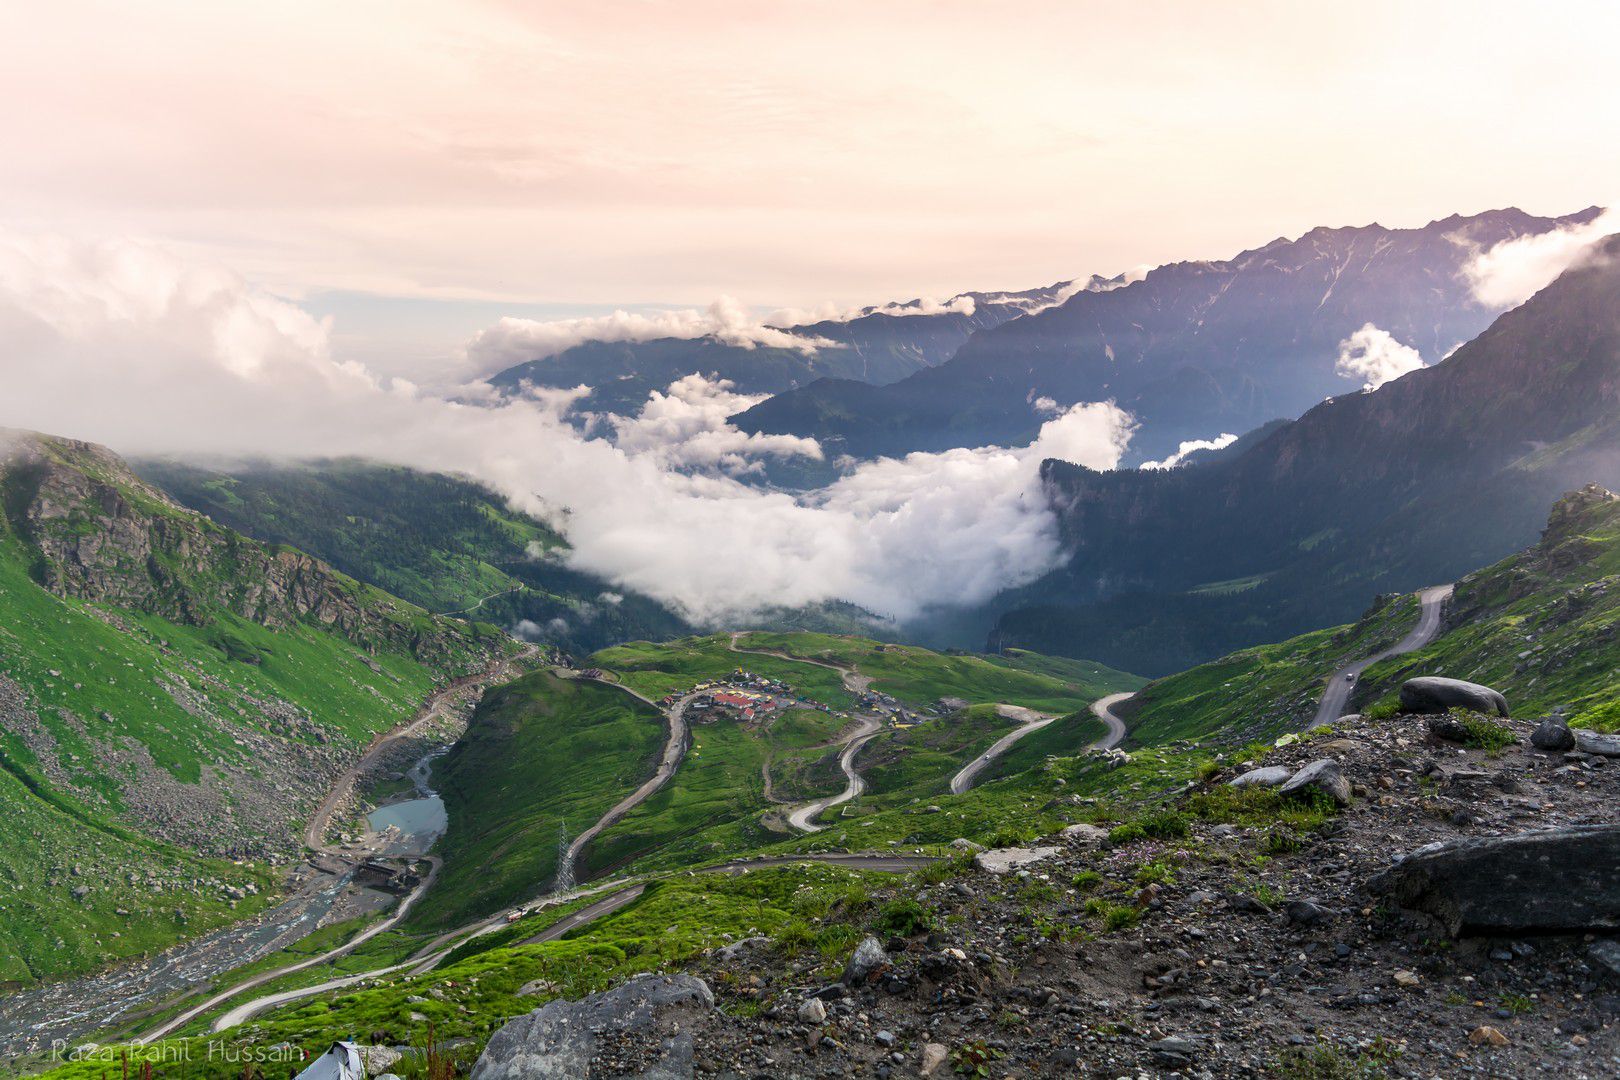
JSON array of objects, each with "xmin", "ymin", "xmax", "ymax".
[
  {"xmin": 1089, "ymin": 692, "xmax": 1133, "ymax": 749},
  {"xmin": 727, "ymin": 632, "xmax": 874, "ymax": 693},
  {"xmin": 305, "ymin": 646, "xmax": 539, "ymax": 850}
]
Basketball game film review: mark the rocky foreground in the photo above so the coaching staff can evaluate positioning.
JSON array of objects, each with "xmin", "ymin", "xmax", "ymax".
[{"xmin": 465, "ymin": 703, "xmax": 1620, "ymax": 1078}]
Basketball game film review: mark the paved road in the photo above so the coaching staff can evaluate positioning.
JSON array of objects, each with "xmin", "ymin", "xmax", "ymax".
[
  {"xmin": 949, "ymin": 704, "xmax": 1058, "ymax": 795},
  {"xmin": 145, "ymin": 856, "xmax": 444, "ymax": 1041},
  {"xmin": 215, "ymin": 854, "xmax": 936, "ymax": 1031},
  {"xmin": 1312, "ymin": 584, "xmax": 1453, "ymax": 727},
  {"xmin": 555, "ymin": 682, "xmax": 696, "ymax": 887},
  {"xmin": 1089, "ymin": 692, "xmax": 1133, "ymax": 750},
  {"xmin": 784, "ymin": 716, "xmax": 883, "ymax": 833}
]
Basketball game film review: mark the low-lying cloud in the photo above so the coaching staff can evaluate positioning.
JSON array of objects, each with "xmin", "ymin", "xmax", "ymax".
[
  {"xmin": 1463, "ymin": 208, "xmax": 1617, "ymax": 309},
  {"xmin": 0, "ymin": 231, "xmax": 1134, "ymax": 624},
  {"xmin": 465, "ymin": 294, "xmax": 839, "ymax": 375},
  {"xmin": 1334, "ymin": 323, "xmax": 1426, "ymax": 391},
  {"xmin": 1140, "ymin": 433, "xmax": 1238, "ymax": 470}
]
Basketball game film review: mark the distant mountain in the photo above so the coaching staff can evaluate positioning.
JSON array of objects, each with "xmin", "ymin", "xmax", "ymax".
[
  {"xmin": 734, "ymin": 207, "xmax": 1602, "ymax": 465},
  {"xmin": 987, "ymin": 230, "xmax": 1620, "ymax": 674},
  {"xmin": 485, "ymin": 281, "xmax": 1086, "ymax": 418}
]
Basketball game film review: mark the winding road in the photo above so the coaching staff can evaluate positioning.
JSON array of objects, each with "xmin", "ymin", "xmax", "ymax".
[
  {"xmin": 1312, "ymin": 584, "xmax": 1453, "ymax": 727},
  {"xmin": 211, "ymin": 854, "xmax": 937, "ymax": 1031},
  {"xmin": 949, "ymin": 704, "xmax": 1059, "ymax": 794},
  {"xmin": 554, "ymin": 678, "xmax": 696, "ymax": 887},
  {"xmin": 784, "ymin": 716, "xmax": 883, "ymax": 832},
  {"xmin": 1088, "ymin": 692, "xmax": 1133, "ymax": 749}
]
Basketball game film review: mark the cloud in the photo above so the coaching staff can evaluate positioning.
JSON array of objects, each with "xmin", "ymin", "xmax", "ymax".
[
  {"xmin": 1333, "ymin": 323, "xmax": 1426, "ymax": 391},
  {"xmin": 764, "ymin": 293, "xmax": 978, "ymax": 328},
  {"xmin": 0, "ymin": 231, "xmax": 1136, "ymax": 624},
  {"xmin": 1139, "ymin": 433, "xmax": 1238, "ymax": 470},
  {"xmin": 1463, "ymin": 209, "xmax": 1617, "ymax": 309},
  {"xmin": 464, "ymin": 295, "xmax": 839, "ymax": 375},
  {"xmin": 608, "ymin": 373, "xmax": 823, "ymax": 475}
]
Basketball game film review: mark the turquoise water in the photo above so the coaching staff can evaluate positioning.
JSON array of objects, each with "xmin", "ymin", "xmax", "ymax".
[{"xmin": 367, "ymin": 795, "xmax": 447, "ymax": 840}]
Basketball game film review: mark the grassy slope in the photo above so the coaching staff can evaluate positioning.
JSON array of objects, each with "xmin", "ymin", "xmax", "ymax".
[
  {"xmin": 734, "ymin": 632, "xmax": 1142, "ymax": 711},
  {"xmin": 138, "ymin": 460, "xmax": 690, "ymax": 653},
  {"xmin": 1116, "ymin": 593, "xmax": 1420, "ymax": 748},
  {"xmin": 413, "ymin": 670, "xmax": 666, "ymax": 928},
  {"xmin": 0, "ymin": 441, "xmax": 505, "ymax": 987},
  {"xmin": 37, "ymin": 864, "xmax": 894, "ymax": 1080},
  {"xmin": 1353, "ymin": 488, "xmax": 1620, "ymax": 730}
]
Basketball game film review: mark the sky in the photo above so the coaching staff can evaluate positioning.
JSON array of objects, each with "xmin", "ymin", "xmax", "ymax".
[
  {"xmin": 2, "ymin": 0, "xmax": 1618, "ymax": 378},
  {"xmin": 0, "ymin": 2, "xmax": 1616, "ymax": 627}
]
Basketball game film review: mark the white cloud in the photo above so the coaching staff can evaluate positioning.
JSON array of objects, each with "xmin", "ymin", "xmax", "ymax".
[
  {"xmin": 1139, "ymin": 433, "xmax": 1238, "ymax": 470},
  {"xmin": 0, "ymin": 231, "xmax": 1136, "ymax": 624},
  {"xmin": 464, "ymin": 295, "xmax": 839, "ymax": 375},
  {"xmin": 1462, "ymin": 208, "xmax": 1617, "ymax": 309},
  {"xmin": 608, "ymin": 373, "xmax": 823, "ymax": 475},
  {"xmin": 1333, "ymin": 323, "xmax": 1426, "ymax": 391},
  {"xmin": 764, "ymin": 293, "xmax": 978, "ymax": 328}
]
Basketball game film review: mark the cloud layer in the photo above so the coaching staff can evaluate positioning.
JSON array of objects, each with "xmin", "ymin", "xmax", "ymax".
[
  {"xmin": 0, "ymin": 232, "xmax": 1131, "ymax": 624},
  {"xmin": 465, "ymin": 295, "xmax": 836, "ymax": 375},
  {"xmin": 1463, "ymin": 208, "xmax": 1617, "ymax": 309}
]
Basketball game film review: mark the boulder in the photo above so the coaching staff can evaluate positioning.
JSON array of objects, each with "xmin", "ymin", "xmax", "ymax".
[
  {"xmin": 842, "ymin": 936, "xmax": 890, "ymax": 986},
  {"xmin": 1530, "ymin": 719, "xmax": 1575, "ymax": 752},
  {"xmin": 1573, "ymin": 728, "xmax": 1620, "ymax": 757},
  {"xmin": 920, "ymin": 1043, "xmax": 949, "ymax": 1077},
  {"xmin": 1057, "ymin": 823, "xmax": 1109, "ymax": 846},
  {"xmin": 796, "ymin": 997, "xmax": 827, "ymax": 1024},
  {"xmin": 1399, "ymin": 677, "xmax": 1508, "ymax": 717},
  {"xmin": 359, "ymin": 1047, "xmax": 402, "ymax": 1077},
  {"xmin": 1369, "ymin": 825, "xmax": 1620, "ymax": 935},
  {"xmin": 1226, "ymin": 766, "xmax": 1292, "ymax": 789},
  {"xmin": 973, "ymin": 846, "xmax": 1060, "ymax": 875},
  {"xmin": 470, "ymin": 974, "xmax": 714, "ymax": 1080},
  {"xmin": 1278, "ymin": 759, "xmax": 1351, "ymax": 806}
]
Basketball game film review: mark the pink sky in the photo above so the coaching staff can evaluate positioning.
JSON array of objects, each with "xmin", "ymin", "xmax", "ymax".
[{"xmin": 2, "ymin": 1, "xmax": 1615, "ymax": 316}]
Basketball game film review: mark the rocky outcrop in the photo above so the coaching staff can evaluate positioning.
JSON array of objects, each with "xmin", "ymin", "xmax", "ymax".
[
  {"xmin": 0, "ymin": 432, "xmax": 487, "ymax": 667},
  {"xmin": 1370, "ymin": 825, "xmax": 1620, "ymax": 935},
  {"xmin": 1399, "ymin": 677, "xmax": 1509, "ymax": 717},
  {"xmin": 470, "ymin": 974, "xmax": 714, "ymax": 1080}
]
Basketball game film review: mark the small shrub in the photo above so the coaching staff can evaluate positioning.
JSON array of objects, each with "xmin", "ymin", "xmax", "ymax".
[
  {"xmin": 1133, "ymin": 860, "xmax": 1177, "ymax": 887},
  {"xmin": 950, "ymin": 1039, "xmax": 1003, "ymax": 1077},
  {"xmin": 872, "ymin": 898, "xmax": 933, "ymax": 937},
  {"xmin": 1450, "ymin": 710, "xmax": 1517, "ymax": 752},
  {"xmin": 1070, "ymin": 870, "xmax": 1103, "ymax": 891}
]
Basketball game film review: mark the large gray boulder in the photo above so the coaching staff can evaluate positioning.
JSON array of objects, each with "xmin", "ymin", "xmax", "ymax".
[
  {"xmin": 1278, "ymin": 759, "xmax": 1351, "ymax": 806},
  {"xmin": 470, "ymin": 974, "xmax": 714, "ymax": 1080},
  {"xmin": 1227, "ymin": 766, "xmax": 1292, "ymax": 789},
  {"xmin": 1399, "ymin": 677, "xmax": 1508, "ymax": 717},
  {"xmin": 1573, "ymin": 728, "xmax": 1620, "ymax": 757},
  {"xmin": 1369, "ymin": 825, "xmax": 1620, "ymax": 935}
]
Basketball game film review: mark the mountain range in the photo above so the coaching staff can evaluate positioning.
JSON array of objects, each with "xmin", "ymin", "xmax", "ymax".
[
  {"xmin": 733, "ymin": 207, "xmax": 1601, "ymax": 465},
  {"xmin": 485, "ymin": 280, "xmax": 1087, "ymax": 419},
  {"xmin": 986, "ymin": 231, "xmax": 1620, "ymax": 674}
]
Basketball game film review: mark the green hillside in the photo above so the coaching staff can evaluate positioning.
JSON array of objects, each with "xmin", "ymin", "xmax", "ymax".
[
  {"xmin": 1118, "ymin": 485, "xmax": 1620, "ymax": 748},
  {"xmin": 420, "ymin": 633, "xmax": 1140, "ymax": 927},
  {"xmin": 413, "ymin": 670, "xmax": 666, "ymax": 928},
  {"xmin": 0, "ymin": 433, "xmax": 510, "ymax": 986},
  {"xmin": 1352, "ymin": 485, "xmax": 1620, "ymax": 729},
  {"xmin": 138, "ymin": 459, "xmax": 691, "ymax": 654}
]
